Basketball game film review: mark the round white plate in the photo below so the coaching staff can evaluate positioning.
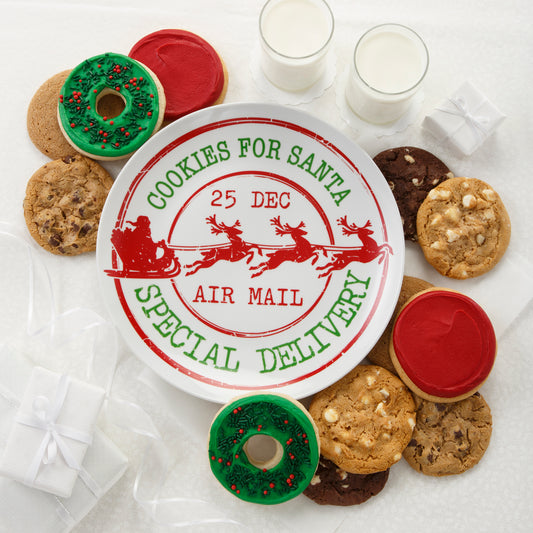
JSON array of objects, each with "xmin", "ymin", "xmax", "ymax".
[{"xmin": 97, "ymin": 103, "xmax": 405, "ymax": 403}]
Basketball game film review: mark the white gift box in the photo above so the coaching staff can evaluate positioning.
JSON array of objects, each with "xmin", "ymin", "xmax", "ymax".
[
  {"xmin": 0, "ymin": 366, "xmax": 105, "ymax": 498},
  {"xmin": 0, "ymin": 347, "xmax": 128, "ymax": 532},
  {"xmin": 422, "ymin": 81, "xmax": 506, "ymax": 156},
  {"xmin": 0, "ymin": 429, "xmax": 128, "ymax": 533}
]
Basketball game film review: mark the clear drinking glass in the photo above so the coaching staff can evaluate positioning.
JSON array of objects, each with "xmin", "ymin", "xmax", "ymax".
[
  {"xmin": 345, "ymin": 23, "xmax": 429, "ymax": 124},
  {"xmin": 259, "ymin": 0, "xmax": 334, "ymax": 92}
]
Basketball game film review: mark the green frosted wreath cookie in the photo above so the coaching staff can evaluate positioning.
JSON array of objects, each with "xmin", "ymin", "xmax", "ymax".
[
  {"xmin": 57, "ymin": 52, "xmax": 165, "ymax": 160},
  {"xmin": 208, "ymin": 393, "xmax": 320, "ymax": 504}
]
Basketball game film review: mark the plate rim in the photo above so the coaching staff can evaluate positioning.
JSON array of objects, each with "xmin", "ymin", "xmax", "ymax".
[{"xmin": 97, "ymin": 102, "xmax": 405, "ymax": 403}]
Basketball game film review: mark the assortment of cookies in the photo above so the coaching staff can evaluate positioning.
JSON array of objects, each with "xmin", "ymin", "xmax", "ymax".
[
  {"xmin": 303, "ymin": 280, "xmax": 496, "ymax": 506},
  {"xmin": 373, "ymin": 146, "xmax": 511, "ymax": 278},
  {"xmin": 302, "ymin": 146, "xmax": 506, "ymax": 506},
  {"xmin": 23, "ymin": 30, "xmax": 228, "ymax": 254},
  {"xmin": 21, "ymin": 25, "xmax": 507, "ymax": 513},
  {"xmin": 373, "ymin": 146, "xmax": 454, "ymax": 242}
]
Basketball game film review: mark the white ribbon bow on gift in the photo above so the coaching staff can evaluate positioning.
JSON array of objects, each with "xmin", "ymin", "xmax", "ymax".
[
  {"xmin": 14, "ymin": 374, "xmax": 101, "ymax": 497},
  {"xmin": 437, "ymin": 95, "xmax": 490, "ymax": 141}
]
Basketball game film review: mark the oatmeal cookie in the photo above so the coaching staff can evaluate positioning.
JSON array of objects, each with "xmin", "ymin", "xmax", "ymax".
[{"xmin": 27, "ymin": 70, "xmax": 79, "ymax": 160}]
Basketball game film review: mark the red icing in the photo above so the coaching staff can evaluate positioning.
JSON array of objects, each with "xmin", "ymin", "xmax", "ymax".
[
  {"xmin": 129, "ymin": 29, "xmax": 224, "ymax": 121},
  {"xmin": 392, "ymin": 290, "xmax": 496, "ymax": 398}
]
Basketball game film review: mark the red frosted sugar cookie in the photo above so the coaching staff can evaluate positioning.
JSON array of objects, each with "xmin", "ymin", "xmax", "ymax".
[
  {"xmin": 389, "ymin": 288, "xmax": 496, "ymax": 403},
  {"xmin": 129, "ymin": 29, "xmax": 228, "ymax": 121}
]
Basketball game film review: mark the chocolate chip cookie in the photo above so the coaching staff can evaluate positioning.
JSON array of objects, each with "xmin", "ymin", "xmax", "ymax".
[
  {"xmin": 403, "ymin": 392, "xmax": 492, "ymax": 476},
  {"xmin": 304, "ymin": 456, "xmax": 389, "ymax": 506},
  {"xmin": 367, "ymin": 275, "xmax": 434, "ymax": 374},
  {"xmin": 309, "ymin": 365, "xmax": 416, "ymax": 474},
  {"xmin": 373, "ymin": 147, "xmax": 453, "ymax": 241},
  {"xmin": 23, "ymin": 155, "xmax": 114, "ymax": 255},
  {"xmin": 27, "ymin": 70, "xmax": 79, "ymax": 160},
  {"xmin": 416, "ymin": 177, "xmax": 511, "ymax": 279}
]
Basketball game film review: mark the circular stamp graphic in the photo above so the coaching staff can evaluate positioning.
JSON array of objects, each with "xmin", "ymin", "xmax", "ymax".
[
  {"xmin": 97, "ymin": 103, "xmax": 404, "ymax": 402},
  {"xmin": 169, "ymin": 171, "xmax": 334, "ymax": 337}
]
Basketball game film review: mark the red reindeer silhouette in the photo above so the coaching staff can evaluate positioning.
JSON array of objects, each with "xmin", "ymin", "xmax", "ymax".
[
  {"xmin": 316, "ymin": 217, "xmax": 393, "ymax": 277},
  {"xmin": 250, "ymin": 217, "xmax": 323, "ymax": 278},
  {"xmin": 185, "ymin": 215, "xmax": 261, "ymax": 276}
]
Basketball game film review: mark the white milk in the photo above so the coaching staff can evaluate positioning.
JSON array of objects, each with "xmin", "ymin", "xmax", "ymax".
[
  {"xmin": 345, "ymin": 24, "xmax": 428, "ymax": 124},
  {"xmin": 259, "ymin": 0, "xmax": 334, "ymax": 91},
  {"xmin": 262, "ymin": 0, "xmax": 331, "ymax": 57}
]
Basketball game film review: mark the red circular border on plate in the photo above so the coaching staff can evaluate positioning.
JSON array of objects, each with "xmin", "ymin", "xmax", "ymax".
[{"xmin": 110, "ymin": 116, "xmax": 391, "ymax": 390}]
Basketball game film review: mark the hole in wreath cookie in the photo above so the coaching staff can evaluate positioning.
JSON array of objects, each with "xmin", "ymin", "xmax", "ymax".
[
  {"xmin": 96, "ymin": 89, "xmax": 126, "ymax": 119},
  {"xmin": 243, "ymin": 434, "xmax": 284, "ymax": 470}
]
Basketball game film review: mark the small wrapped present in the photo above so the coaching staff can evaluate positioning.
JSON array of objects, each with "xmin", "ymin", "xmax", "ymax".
[
  {"xmin": 0, "ymin": 346, "xmax": 128, "ymax": 532},
  {"xmin": 0, "ymin": 429, "xmax": 128, "ymax": 533},
  {"xmin": 0, "ymin": 366, "xmax": 105, "ymax": 498},
  {"xmin": 423, "ymin": 81, "xmax": 506, "ymax": 156}
]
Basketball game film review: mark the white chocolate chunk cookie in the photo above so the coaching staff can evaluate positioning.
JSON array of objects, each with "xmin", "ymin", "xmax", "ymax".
[
  {"xmin": 416, "ymin": 177, "xmax": 511, "ymax": 279},
  {"xmin": 309, "ymin": 365, "xmax": 416, "ymax": 474}
]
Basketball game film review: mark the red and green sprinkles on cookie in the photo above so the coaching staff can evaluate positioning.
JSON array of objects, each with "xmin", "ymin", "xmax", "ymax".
[
  {"xmin": 208, "ymin": 393, "xmax": 320, "ymax": 504},
  {"xmin": 58, "ymin": 53, "xmax": 163, "ymax": 159}
]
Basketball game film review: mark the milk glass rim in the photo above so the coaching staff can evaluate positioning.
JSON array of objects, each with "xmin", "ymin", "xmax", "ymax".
[
  {"xmin": 259, "ymin": 0, "xmax": 335, "ymax": 60},
  {"xmin": 353, "ymin": 23, "xmax": 429, "ymax": 97}
]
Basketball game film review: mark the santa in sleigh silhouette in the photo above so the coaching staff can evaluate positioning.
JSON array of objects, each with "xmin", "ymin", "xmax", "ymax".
[{"xmin": 105, "ymin": 216, "xmax": 181, "ymax": 278}]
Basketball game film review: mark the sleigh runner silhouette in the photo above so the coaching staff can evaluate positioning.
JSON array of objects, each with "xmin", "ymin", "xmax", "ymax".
[{"xmin": 105, "ymin": 215, "xmax": 392, "ymax": 279}]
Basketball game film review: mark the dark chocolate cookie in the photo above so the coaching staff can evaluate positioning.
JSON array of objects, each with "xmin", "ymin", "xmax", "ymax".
[
  {"xmin": 373, "ymin": 146, "xmax": 453, "ymax": 241},
  {"xmin": 304, "ymin": 456, "xmax": 389, "ymax": 506}
]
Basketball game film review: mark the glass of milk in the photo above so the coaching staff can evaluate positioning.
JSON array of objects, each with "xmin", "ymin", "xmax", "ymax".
[
  {"xmin": 259, "ymin": 0, "xmax": 334, "ymax": 92},
  {"xmin": 345, "ymin": 24, "xmax": 429, "ymax": 124}
]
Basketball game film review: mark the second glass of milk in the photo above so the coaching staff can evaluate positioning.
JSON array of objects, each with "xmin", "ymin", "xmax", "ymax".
[
  {"xmin": 259, "ymin": 0, "xmax": 334, "ymax": 92},
  {"xmin": 345, "ymin": 24, "xmax": 429, "ymax": 124}
]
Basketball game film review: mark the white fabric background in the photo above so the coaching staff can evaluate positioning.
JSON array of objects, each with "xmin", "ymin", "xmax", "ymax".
[{"xmin": 0, "ymin": 0, "xmax": 532, "ymax": 532}]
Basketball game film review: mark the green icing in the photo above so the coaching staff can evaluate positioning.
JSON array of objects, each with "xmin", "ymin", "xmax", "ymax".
[
  {"xmin": 208, "ymin": 394, "xmax": 319, "ymax": 505},
  {"xmin": 58, "ymin": 53, "xmax": 161, "ymax": 158}
]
